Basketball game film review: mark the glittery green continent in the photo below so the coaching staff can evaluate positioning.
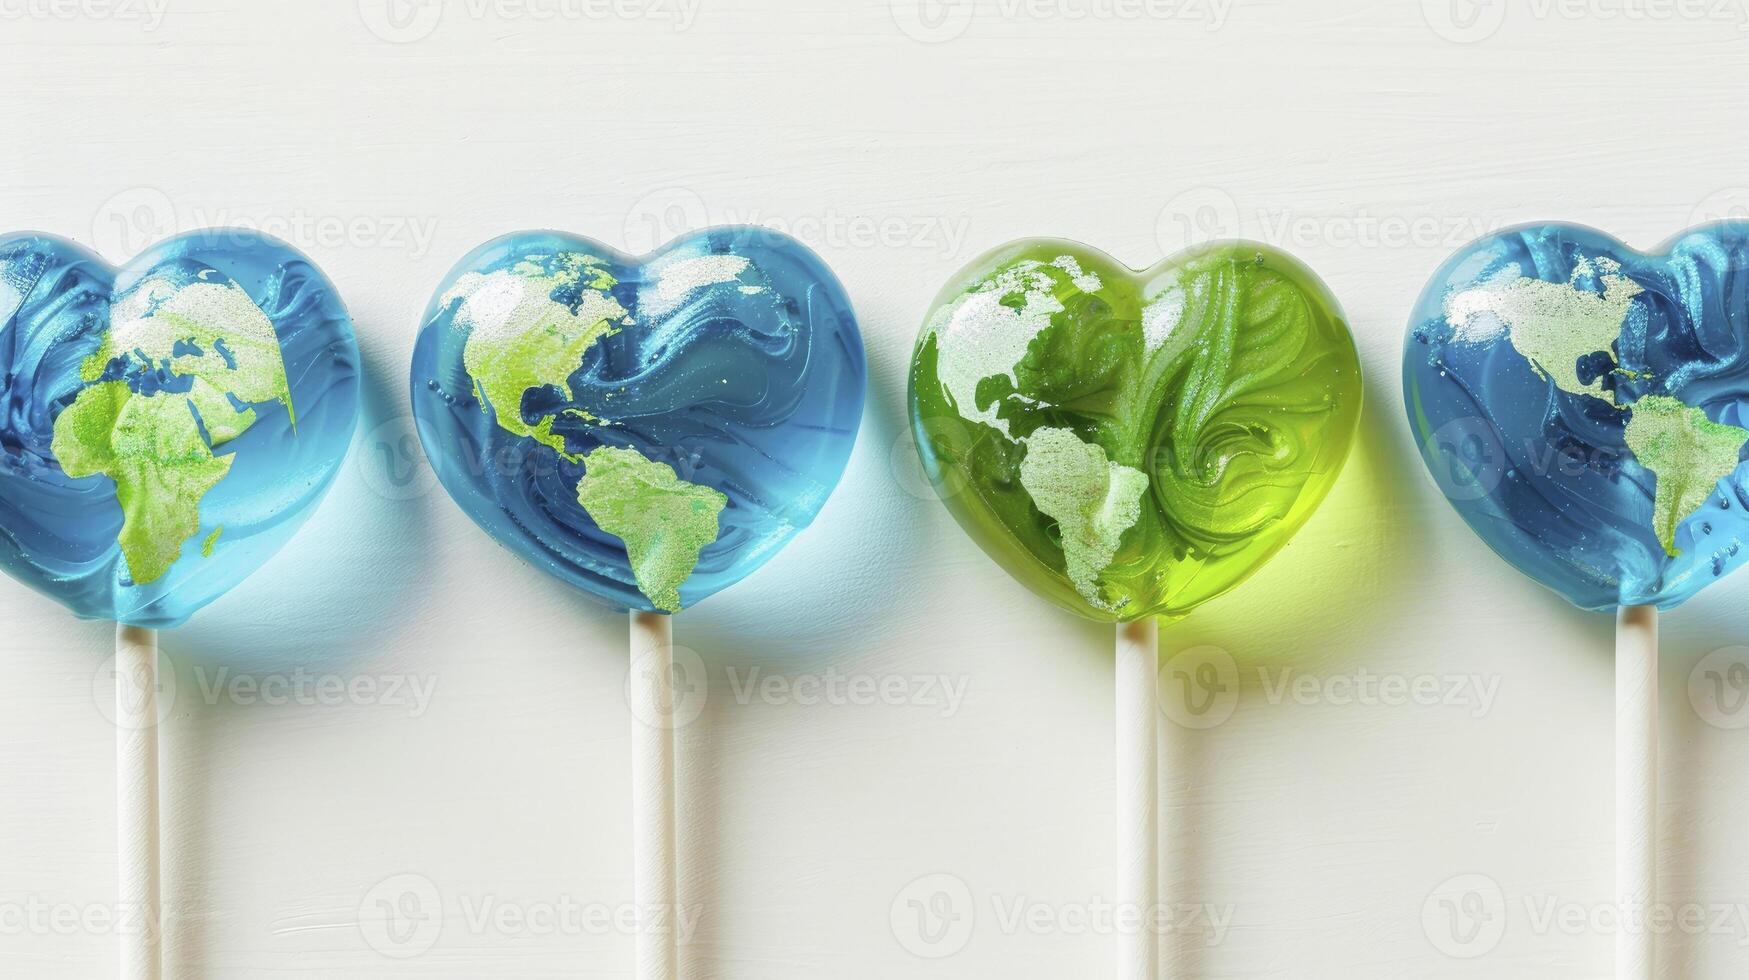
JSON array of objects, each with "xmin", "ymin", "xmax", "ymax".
[
  {"xmin": 1446, "ymin": 257, "xmax": 1643, "ymax": 402},
  {"xmin": 49, "ymin": 279, "xmax": 293, "ymax": 585},
  {"xmin": 910, "ymin": 241, "xmax": 1363, "ymax": 622},
  {"xmin": 1623, "ymin": 396, "xmax": 1748, "ymax": 555},
  {"xmin": 1446, "ymin": 259, "xmax": 1749, "ymax": 555},
  {"xmin": 575, "ymin": 445, "xmax": 728, "ymax": 613},
  {"xmin": 448, "ymin": 253, "xmax": 624, "ymax": 460}
]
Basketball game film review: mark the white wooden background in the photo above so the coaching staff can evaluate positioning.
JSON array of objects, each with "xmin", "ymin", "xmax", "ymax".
[{"xmin": 3, "ymin": 1, "xmax": 1748, "ymax": 977}]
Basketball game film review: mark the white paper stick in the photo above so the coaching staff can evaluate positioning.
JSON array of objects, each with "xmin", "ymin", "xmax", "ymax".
[
  {"xmin": 1615, "ymin": 604, "xmax": 1657, "ymax": 980},
  {"xmin": 630, "ymin": 611, "xmax": 679, "ymax": 980},
  {"xmin": 1116, "ymin": 618, "xmax": 1159, "ymax": 980},
  {"xmin": 114, "ymin": 624, "xmax": 161, "ymax": 980}
]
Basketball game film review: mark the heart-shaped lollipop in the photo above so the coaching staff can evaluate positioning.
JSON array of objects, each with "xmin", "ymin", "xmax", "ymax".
[
  {"xmin": 410, "ymin": 227, "xmax": 865, "ymax": 613},
  {"xmin": 1405, "ymin": 222, "xmax": 1749, "ymax": 610},
  {"xmin": 910, "ymin": 237, "xmax": 1361, "ymax": 978},
  {"xmin": 910, "ymin": 239, "xmax": 1364, "ymax": 622},
  {"xmin": 1406, "ymin": 222, "xmax": 1749, "ymax": 978},
  {"xmin": 411, "ymin": 226, "xmax": 864, "ymax": 977},
  {"xmin": 0, "ymin": 230, "xmax": 361, "ymax": 627}
]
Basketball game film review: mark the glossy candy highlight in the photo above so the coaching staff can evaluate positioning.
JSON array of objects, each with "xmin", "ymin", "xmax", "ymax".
[
  {"xmin": 410, "ymin": 227, "xmax": 866, "ymax": 614},
  {"xmin": 0, "ymin": 230, "xmax": 361, "ymax": 627},
  {"xmin": 910, "ymin": 239, "xmax": 1363, "ymax": 623},
  {"xmin": 1405, "ymin": 222, "xmax": 1749, "ymax": 610}
]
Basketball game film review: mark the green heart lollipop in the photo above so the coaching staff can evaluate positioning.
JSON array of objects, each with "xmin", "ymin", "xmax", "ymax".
[{"xmin": 909, "ymin": 239, "xmax": 1363, "ymax": 622}]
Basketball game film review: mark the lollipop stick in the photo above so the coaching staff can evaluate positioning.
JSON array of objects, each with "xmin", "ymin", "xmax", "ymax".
[
  {"xmin": 1116, "ymin": 618, "xmax": 1158, "ymax": 980},
  {"xmin": 1615, "ymin": 605, "xmax": 1658, "ymax": 980},
  {"xmin": 114, "ymin": 624, "xmax": 161, "ymax": 980},
  {"xmin": 630, "ymin": 611, "xmax": 678, "ymax": 980}
]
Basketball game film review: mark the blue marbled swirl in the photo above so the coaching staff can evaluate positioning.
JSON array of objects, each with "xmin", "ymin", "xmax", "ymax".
[
  {"xmin": 1405, "ymin": 222, "xmax": 1749, "ymax": 610},
  {"xmin": 0, "ymin": 230, "xmax": 360, "ymax": 627},
  {"xmin": 410, "ymin": 227, "xmax": 866, "ymax": 613}
]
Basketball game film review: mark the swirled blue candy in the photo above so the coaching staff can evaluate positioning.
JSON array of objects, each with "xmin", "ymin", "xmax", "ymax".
[
  {"xmin": 0, "ymin": 230, "xmax": 361, "ymax": 627},
  {"xmin": 410, "ymin": 227, "xmax": 866, "ymax": 613},
  {"xmin": 1405, "ymin": 222, "xmax": 1749, "ymax": 610}
]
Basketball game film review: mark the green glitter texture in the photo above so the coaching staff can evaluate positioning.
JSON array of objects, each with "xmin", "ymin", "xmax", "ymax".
[
  {"xmin": 574, "ymin": 445, "xmax": 728, "ymax": 613},
  {"xmin": 49, "ymin": 278, "xmax": 293, "ymax": 585}
]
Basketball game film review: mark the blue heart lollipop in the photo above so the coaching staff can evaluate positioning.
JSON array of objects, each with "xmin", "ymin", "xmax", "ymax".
[
  {"xmin": 410, "ymin": 227, "xmax": 866, "ymax": 613},
  {"xmin": 1405, "ymin": 222, "xmax": 1749, "ymax": 610},
  {"xmin": 0, "ymin": 230, "xmax": 361, "ymax": 627}
]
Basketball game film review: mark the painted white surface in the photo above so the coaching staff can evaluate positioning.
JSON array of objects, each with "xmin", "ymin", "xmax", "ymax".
[{"xmin": 2, "ymin": 1, "xmax": 1749, "ymax": 977}]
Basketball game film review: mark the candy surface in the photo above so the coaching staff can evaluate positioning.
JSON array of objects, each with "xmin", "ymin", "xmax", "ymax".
[
  {"xmin": 0, "ymin": 231, "xmax": 360, "ymax": 626},
  {"xmin": 1405, "ymin": 223, "xmax": 1749, "ymax": 610},
  {"xmin": 910, "ymin": 240, "xmax": 1362, "ymax": 622},
  {"xmin": 410, "ymin": 228, "xmax": 865, "ymax": 613}
]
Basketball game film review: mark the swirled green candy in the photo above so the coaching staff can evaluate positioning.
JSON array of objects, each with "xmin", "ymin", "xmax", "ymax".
[{"xmin": 909, "ymin": 240, "xmax": 1363, "ymax": 622}]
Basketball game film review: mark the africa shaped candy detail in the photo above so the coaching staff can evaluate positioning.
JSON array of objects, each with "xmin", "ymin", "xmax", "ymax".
[
  {"xmin": 410, "ymin": 228, "xmax": 865, "ymax": 613},
  {"xmin": 910, "ymin": 240, "xmax": 1363, "ymax": 622},
  {"xmin": 1405, "ymin": 223, "xmax": 1749, "ymax": 610},
  {"xmin": 0, "ymin": 231, "xmax": 361, "ymax": 627}
]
